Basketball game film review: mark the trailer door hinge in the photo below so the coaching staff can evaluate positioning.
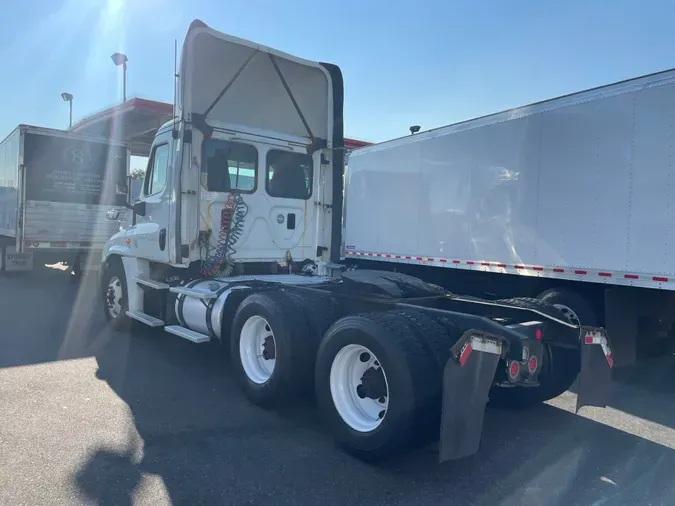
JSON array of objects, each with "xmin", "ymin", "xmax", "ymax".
[{"xmin": 183, "ymin": 190, "xmax": 197, "ymax": 195}]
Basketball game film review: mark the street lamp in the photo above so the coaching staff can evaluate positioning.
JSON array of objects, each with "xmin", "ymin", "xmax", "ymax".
[
  {"xmin": 111, "ymin": 52, "xmax": 128, "ymax": 102},
  {"xmin": 61, "ymin": 92, "xmax": 73, "ymax": 128}
]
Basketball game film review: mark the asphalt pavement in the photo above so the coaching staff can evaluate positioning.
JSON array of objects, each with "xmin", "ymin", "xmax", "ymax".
[{"xmin": 2, "ymin": 265, "xmax": 675, "ymax": 505}]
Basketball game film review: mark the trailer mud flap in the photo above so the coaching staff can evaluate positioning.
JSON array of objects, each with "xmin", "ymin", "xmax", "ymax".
[
  {"xmin": 439, "ymin": 333, "xmax": 501, "ymax": 462},
  {"xmin": 576, "ymin": 328, "xmax": 613, "ymax": 412}
]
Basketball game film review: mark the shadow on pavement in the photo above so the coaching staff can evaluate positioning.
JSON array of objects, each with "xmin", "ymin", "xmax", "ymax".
[
  {"xmin": 0, "ymin": 264, "xmax": 104, "ymax": 369},
  {"xmin": 74, "ymin": 324, "xmax": 675, "ymax": 506},
  {"xmin": 3, "ymin": 269, "xmax": 675, "ymax": 504}
]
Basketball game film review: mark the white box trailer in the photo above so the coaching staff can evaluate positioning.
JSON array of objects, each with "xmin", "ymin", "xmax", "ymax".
[
  {"xmin": 344, "ymin": 68, "xmax": 675, "ymax": 367},
  {"xmin": 0, "ymin": 125, "xmax": 129, "ymax": 273}
]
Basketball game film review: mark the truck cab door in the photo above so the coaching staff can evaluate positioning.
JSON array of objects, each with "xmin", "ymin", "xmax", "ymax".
[{"xmin": 129, "ymin": 133, "xmax": 173, "ymax": 263}]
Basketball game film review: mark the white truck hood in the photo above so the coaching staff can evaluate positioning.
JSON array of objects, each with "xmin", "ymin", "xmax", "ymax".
[{"xmin": 179, "ymin": 20, "xmax": 337, "ymax": 146}]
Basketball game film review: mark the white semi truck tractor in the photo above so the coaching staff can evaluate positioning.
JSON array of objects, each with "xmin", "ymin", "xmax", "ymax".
[{"xmin": 100, "ymin": 19, "xmax": 613, "ymax": 463}]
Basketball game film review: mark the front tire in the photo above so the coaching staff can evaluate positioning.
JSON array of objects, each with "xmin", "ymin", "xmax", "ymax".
[
  {"xmin": 101, "ymin": 259, "xmax": 132, "ymax": 332},
  {"xmin": 315, "ymin": 312, "xmax": 440, "ymax": 462}
]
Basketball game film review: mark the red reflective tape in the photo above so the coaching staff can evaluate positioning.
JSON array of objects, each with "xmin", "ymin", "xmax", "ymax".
[
  {"xmin": 452, "ymin": 260, "xmax": 460, "ymax": 264},
  {"xmin": 606, "ymin": 354, "xmax": 614, "ymax": 368},
  {"xmin": 598, "ymin": 272, "xmax": 611, "ymax": 277},
  {"xmin": 515, "ymin": 265, "xmax": 525, "ymax": 270},
  {"xmin": 497, "ymin": 263, "xmax": 506, "ymax": 268},
  {"xmin": 553, "ymin": 268, "xmax": 564, "ymax": 273},
  {"xmin": 624, "ymin": 274, "xmax": 638, "ymax": 279},
  {"xmin": 428, "ymin": 258, "xmax": 435, "ymax": 262},
  {"xmin": 654, "ymin": 276, "xmax": 669, "ymax": 282},
  {"xmin": 395, "ymin": 255, "xmax": 401, "ymax": 259},
  {"xmin": 385, "ymin": 254, "xmax": 391, "ymax": 258},
  {"xmin": 575, "ymin": 270, "xmax": 587, "ymax": 275},
  {"xmin": 466, "ymin": 261, "xmax": 475, "ymax": 265},
  {"xmin": 459, "ymin": 343, "xmax": 472, "ymax": 367},
  {"xmin": 439, "ymin": 259, "xmax": 447, "ymax": 263},
  {"xmin": 415, "ymin": 256, "xmax": 423, "ymax": 261},
  {"xmin": 584, "ymin": 335, "xmax": 593, "ymax": 345},
  {"xmin": 481, "ymin": 262, "xmax": 490, "ymax": 266},
  {"xmin": 533, "ymin": 266, "xmax": 544, "ymax": 271},
  {"xmin": 375, "ymin": 253, "xmax": 382, "ymax": 257},
  {"xmin": 368, "ymin": 253, "xmax": 374, "ymax": 256},
  {"xmin": 405, "ymin": 256, "xmax": 412, "ymax": 260}
]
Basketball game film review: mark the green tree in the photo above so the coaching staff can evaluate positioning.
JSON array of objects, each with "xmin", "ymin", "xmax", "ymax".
[{"xmin": 131, "ymin": 168, "xmax": 145, "ymax": 180}]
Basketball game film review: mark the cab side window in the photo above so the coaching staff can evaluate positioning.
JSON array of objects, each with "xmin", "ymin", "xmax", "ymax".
[
  {"xmin": 202, "ymin": 139, "xmax": 257, "ymax": 193},
  {"xmin": 144, "ymin": 143, "xmax": 169, "ymax": 196},
  {"xmin": 266, "ymin": 150, "xmax": 312, "ymax": 200}
]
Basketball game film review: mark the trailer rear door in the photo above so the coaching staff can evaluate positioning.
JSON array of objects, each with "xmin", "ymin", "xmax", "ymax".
[{"xmin": 22, "ymin": 131, "xmax": 127, "ymax": 250}]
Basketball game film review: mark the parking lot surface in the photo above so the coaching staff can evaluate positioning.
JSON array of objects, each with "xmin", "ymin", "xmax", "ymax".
[{"xmin": 2, "ymin": 266, "xmax": 675, "ymax": 505}]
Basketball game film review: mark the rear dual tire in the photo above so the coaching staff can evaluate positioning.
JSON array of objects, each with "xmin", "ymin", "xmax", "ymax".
[
  {"xmin": 229, "ymin": 290, "xmax": 332, "ymax": 409},
  {"xmin": 315, "ymin": 311, "xmax": 448, "ymax": 462},
  {"xmin": 230, "ymin": 295, "xmax": 451, "ymax": 462}
]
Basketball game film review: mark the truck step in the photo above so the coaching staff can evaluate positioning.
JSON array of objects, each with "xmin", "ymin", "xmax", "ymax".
[
  {"xmin": 134, "ymin": 276, "xmax": 170, "ymax": 290},
  {"xmin": 125, "ymin": 311, "xmax": 165, "ymax": 327},
  {"xmin": 170, "ymin": 286, "xmax": 218, "ymax": 300},
  {"xmin": 165, "ymin": 325, "xmax": 211, "ymax": 343}
]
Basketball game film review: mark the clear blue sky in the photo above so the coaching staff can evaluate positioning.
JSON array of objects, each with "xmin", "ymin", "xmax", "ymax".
[{"xmin": 2, "ymin": 0, "xmax": 675, "ymax": 154}]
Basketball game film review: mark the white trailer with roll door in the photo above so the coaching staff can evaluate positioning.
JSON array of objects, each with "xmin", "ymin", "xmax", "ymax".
[{"xmin": 0, "ymin": 125, "xmax": 129, "ymax": 274}]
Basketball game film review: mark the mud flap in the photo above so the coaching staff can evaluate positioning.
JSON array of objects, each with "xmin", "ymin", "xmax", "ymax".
[
  {"xmin": 576, "ymin": 327, "xmax": 613, "ymax": 412},
  {"xmin": 439, "ymin": 333, "xmax": 501, "ymax": 462}
]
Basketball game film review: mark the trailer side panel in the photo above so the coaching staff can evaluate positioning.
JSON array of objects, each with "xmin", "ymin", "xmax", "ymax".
[
  {"xmin": 0, "ymin": 128, "xmax": 20, "ymax": 241},
  {"xmin": 344, "ymin": 71, "xmax": 675, "ymax": 290}
]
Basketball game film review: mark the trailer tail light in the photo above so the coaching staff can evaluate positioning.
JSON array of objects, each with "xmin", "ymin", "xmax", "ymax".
[
  {"xmin": 528, "ymin": 356, "xmax": 538, "ymax": 374},
  {"xmin": 508, "ymin": 360, "xmax": 520, "ymax": 380},
  {"xmin": 535, "ymin": 328, "xmax": 543, "ymax": 341}
]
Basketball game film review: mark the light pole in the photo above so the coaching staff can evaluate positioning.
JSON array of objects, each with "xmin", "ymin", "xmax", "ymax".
[
  {"xmin": 111, "ymin": 52, "xmax": 128, "ymax": 102},
  {"xmin": 61, "ymin": 92, "xmax": 73, "ymax": 128}
]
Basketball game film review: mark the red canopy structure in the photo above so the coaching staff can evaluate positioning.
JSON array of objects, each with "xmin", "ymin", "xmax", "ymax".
[{"xmin": 69, "ymin": 98, "xmax": 371, "ymax": 156}]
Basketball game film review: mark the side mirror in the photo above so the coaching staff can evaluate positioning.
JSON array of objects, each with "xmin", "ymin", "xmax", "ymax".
[{"xmin": 133, "ymin": 200, "xmax": 146, "ymax": 216}]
